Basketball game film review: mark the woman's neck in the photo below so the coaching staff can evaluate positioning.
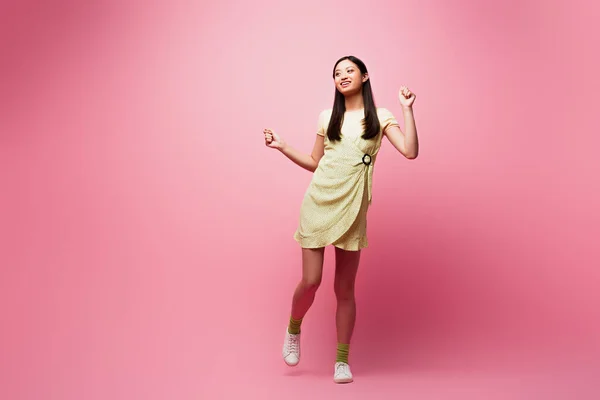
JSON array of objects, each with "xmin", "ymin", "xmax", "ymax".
[{"xmin": 344, "ymin": 94, "xmax": 364, "ymax": 111}]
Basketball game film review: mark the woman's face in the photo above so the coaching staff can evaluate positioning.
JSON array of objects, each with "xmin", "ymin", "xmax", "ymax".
[{"xmin": 334, "ymin": 59, "xmax": 367, "ymax": 95}]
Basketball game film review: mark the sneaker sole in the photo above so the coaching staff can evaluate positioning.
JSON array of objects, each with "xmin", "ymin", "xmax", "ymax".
[
  {"xmin": 284, "ymin": 358, "xmax": 299, "ymax": 367},
  {"xmin": 334, "ymin": 377, "xmax": 353, "ymax": 384}
]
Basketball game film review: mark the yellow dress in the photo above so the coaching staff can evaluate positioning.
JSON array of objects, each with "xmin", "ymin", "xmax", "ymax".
[{"xmin": 293, "ymin": 107, "xmax": 399, "ymax": 251}]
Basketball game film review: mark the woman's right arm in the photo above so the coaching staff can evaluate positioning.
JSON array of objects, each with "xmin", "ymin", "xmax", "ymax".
[{"xmin": 264, "ymin": 128, "xmax": 325, "ymax": 173}]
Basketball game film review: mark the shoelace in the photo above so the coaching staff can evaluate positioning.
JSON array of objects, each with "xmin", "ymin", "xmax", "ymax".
[
  {"xmin": 286, "ymin": 334, "xmax": 299, "ymax": 353},
  {"xmin": 336, "ymin": 363, "xmax": 349, "ymax": 376}
]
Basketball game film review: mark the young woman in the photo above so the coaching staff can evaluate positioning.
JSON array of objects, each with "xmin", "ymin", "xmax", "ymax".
[{"xmin": 263, "ymin": 55, "xmax": 419, "ymax": 383}]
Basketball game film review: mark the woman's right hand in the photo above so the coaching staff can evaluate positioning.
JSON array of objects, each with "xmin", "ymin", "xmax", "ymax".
[{"xmin": 264, "ymin": 128, "xmax": 285, "ymax": 150}]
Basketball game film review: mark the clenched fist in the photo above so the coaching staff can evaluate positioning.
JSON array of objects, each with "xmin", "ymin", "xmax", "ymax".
[
  {"xmin": 263, "ymin": 128, "xmax": 285, "ymax": 150},
  {"xmin": 399, "ymin": 85, "xmax": 415, "ymax": 108}
]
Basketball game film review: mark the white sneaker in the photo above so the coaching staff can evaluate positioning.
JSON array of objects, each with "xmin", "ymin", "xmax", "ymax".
[
  {"xmin": 282, "ymin": 328, "xmax": 301, "ymax": 366},
  {"xmin": 334, "ymin": 362, "xmax": 353, "ymax": 383}
]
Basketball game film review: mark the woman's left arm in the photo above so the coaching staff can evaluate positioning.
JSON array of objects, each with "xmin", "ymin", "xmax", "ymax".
[{"xmin": 384, "ymin": 86, "xmax": 419, "ymax": 159}]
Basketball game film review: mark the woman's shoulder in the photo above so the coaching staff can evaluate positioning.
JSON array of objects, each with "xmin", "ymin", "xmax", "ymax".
[
  {"xmin": 375, "ymin": 107, "xmax": 399, "ymax": 129},
  {"xmin": 317, "ymin": 109, "xmax": 333, "ymax": 124},
  {"xmin": 319, "ymin": 108, "xmax": 333, "ymax": 117},
  {"xmin": 376, "ymin": 107, "xmax": 398, "ymax": 121},
  {"xmin": 315, "ymin": 109, "xmax": 333, "ymax": 134},
  {"xmin": 375, "ymin": 107, "xmax": 394, "ymax": 116}
]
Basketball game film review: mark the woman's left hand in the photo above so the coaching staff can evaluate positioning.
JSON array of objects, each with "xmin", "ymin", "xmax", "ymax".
[{"xmin": 399, "ymin": 85, "xmax": 415, "ymax": 108}]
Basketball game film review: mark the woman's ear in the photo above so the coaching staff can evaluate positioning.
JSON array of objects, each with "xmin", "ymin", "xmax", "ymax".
[{"xmin": 362, "ymin": 73, "xmax": 369, "ymax": 83}]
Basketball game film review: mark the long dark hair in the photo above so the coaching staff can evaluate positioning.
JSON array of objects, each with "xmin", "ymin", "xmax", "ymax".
[{"xmin": 326, "ymin": 55, "xmax": 380, "ymax": 142}]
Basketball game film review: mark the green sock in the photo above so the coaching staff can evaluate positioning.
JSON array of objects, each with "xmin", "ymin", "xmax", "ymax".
[
  {"xmin": 288, "ymin": 316, "xmax": 303, "ymax": 334},
  {"xmin": 336, "ymin": 343, "xmax": 350, "ymax": 364}
]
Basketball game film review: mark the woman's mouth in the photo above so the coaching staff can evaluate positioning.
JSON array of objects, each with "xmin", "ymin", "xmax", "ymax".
[{"xmin": 341, "ymin": 81, "xmax": 350, "ymax": 88}]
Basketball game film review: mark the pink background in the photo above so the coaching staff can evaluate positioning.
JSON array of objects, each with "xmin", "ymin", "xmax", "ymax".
[{"xmin": 1, "ymin": 0, "xmax": 599, "ymax": 399}]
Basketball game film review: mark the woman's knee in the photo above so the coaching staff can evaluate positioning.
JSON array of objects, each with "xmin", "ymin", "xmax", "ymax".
[
  {"xmin": 334, "ymin": 281, "xmax": 355, "ymax": 301},
  {"xmin": 301, "ymin": 275, "xmax": 322, "ymax": 291},
  {"xmin": 301, "ymin": 247, "xmax": 324, "ymax": 291}
]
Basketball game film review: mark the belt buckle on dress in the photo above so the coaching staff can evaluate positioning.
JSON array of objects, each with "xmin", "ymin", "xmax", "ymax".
[{"xmin": 362, "ymin": 153, "xmax": 372, "ymax": 166}]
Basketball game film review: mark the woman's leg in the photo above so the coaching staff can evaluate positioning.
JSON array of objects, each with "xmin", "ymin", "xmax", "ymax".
[
  {"xmin": 283, "ymin": 247, "xmax": 325, "ymax": 366},
  {"xmin": 334, "ymin": 247, "xmax": 361, "ymax": 344},
  {"xmin": 290, "ymin": 247, "xmax": 325, "ymax": 321},
  {"xmin": 333, "ymin": 246, "xmax": 361, "ymax": 382}
]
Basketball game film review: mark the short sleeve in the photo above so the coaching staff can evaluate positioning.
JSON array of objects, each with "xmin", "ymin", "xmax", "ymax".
[
  {"xmin": 378, "ymin": 108, "xmax": 399, "ymax": 132},
  {"xmin": 316, "ymin": 110, "xmax": 326, "ymax": 137},
  {"xmin": 316, "ymin": 109, "xmax": 334, "ymax": 137}
]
